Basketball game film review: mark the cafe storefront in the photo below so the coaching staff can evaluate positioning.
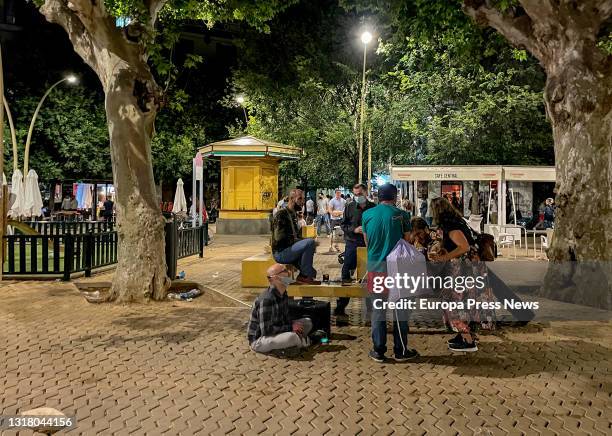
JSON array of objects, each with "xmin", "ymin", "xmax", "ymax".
[{"xmin": 390, "ymin": 165, "xmax": 556, "ymax": 225}]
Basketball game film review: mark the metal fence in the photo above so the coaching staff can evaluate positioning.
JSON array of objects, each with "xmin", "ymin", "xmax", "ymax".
[
  {"xmin": 22, "ymin": 220, "xmax": 115, "ymax": 235},
  {"xmin": 2, "ymin": 230, "xmax": 118, "ymax": 279},
  {"xmin": 3, "ymin": 220, "xmax": 208, "ymax": 280}
]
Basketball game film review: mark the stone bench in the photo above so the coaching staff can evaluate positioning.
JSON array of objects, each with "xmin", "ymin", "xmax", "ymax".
[
  {"xmin": 287, "ymin": 283, "xmax": 365, "ymax": 298},
  {"xmin": 241, "ymin": 253, "xmax": 276, "ymax": 287}
]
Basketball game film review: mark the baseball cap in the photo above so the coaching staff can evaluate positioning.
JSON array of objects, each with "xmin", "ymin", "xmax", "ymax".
[{"xmin": 377, "ymin": 183, "xmax": 397, "ymax": 201}]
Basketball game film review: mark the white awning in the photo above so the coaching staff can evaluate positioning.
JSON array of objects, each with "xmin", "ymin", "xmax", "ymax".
[
  {"xmin": 390, "ymin": 165, "xmax": 556, "ymax": 182},
  {"xmin": 503, "ymin": 166, "xmax": 556, "ymax": 182},
  {"xmin": 391, "ymin": 166, "xmax": 502, "ymax": 181}
]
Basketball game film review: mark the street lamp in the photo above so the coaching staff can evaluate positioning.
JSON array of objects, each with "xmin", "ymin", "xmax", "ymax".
[
  {"xmin": 358, "ymin": 30, "xmax": 372, "ymax": 184},
  {"xmin": 236, "ymin": 95, "xmax": 248, "ymax": 125},
  {"xmin": 23, "ymin": 74, "xmax": 78, "ymax": 174}
]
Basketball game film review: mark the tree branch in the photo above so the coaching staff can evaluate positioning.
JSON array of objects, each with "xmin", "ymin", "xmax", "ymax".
[
  {"xmin": 463, "ymin": 0, "xmax": 546, "ymax": 62},
  {"xmin": 594, "ymin": 0, "xmax": 612, "ymax": 23},
  {"xmin": 40, "ymin": 0, "xmax": 100, "ymax": 74},
  {"xmin": 144, "ymin": 0, "xmax": 168, "ymax": 26}
]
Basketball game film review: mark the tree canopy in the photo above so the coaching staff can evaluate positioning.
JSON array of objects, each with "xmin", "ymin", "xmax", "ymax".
[{"xmin": 229, "ymin": 0, "xmax": 554, "ymax": 189}]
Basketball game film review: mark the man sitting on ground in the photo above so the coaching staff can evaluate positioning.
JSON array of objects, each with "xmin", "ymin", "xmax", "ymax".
[
  {"xmin": 248, "ymin": 264, "xmax": 313, "ymax": 353},
  {"xmin": 271, "ymin": 188, "xmax": 320, "ymax": 285}
]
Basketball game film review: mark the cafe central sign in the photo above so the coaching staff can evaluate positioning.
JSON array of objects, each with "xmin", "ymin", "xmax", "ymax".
[{"xmin": 391, "ymin": 166, "xmax": 503, "ymax": 181}]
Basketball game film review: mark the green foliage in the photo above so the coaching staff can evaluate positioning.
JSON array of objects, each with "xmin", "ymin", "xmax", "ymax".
[
  {"xmin": 384, "ymin": 35, "xmax": 553, "ymax": 165},
  {"xmin": 3, "ymin": 87, "xmax": 111, "ymax": 181},
  {"xmin": 229, "ymin": 0, "xmax": 554, "ymax": 189}
]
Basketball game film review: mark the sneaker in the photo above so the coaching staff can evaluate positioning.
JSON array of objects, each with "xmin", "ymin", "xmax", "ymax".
[
  {"xmin": 447, "ymin": 334, "xmax": 463, "ymax": 346},
  {"xmin": 368, "ymin": 350, "xmax": 385, "ymax": 363},
  {"xmin": 341, "ymin": 278, "xmax": 353, "ymax": 286},
  {"xmin": 394, "ymin": 349, "xmax": 419, "ymax": 361},
  {"xmin": 448, "ymin": 334, "xmax": 479, "ymax": 345},
  {"xmin": 448, "ymin": 340, "xmax": 478, "ymax": 353}
]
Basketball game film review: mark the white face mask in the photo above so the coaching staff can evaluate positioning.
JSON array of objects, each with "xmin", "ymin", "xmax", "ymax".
[
  {"xmin": 356, "ymin": 195, "xmax": 366, "ymax": 204},
  {"xmin": 279, "ymin": 276, "xmax": 295, "ymax": 286}
]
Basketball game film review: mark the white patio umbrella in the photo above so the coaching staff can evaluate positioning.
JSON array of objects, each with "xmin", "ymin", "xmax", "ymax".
[
  {"xmin": 8, "ymin": 169, "xmax": 25, "ymax": 218},
  {"xmin": 172, "ymin": 178, "xmax": 187, "ymax": 214},
  {"xmin": 23, "ymin": 169, "xmax": 43, "ymax": 218}
]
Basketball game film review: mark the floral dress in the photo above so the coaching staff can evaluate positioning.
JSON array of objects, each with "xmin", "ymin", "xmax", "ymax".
[{"xmin": 436, "ymin": 225, "xmax": 496, "ymax": 334}]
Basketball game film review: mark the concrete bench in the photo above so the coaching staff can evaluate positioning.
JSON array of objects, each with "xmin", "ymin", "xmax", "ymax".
[{"xmin": 241, "ymin": 253, "xmax": 276, "ymax": 287}]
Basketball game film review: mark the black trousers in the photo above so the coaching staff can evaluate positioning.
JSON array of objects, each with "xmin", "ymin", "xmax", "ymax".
[{"xmin": 336, "ymin": 239, "xmax": 364, "ymax": 314}]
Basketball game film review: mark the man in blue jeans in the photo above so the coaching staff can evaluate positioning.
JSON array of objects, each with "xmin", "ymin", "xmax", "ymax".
[
  {"xmin": 271, "ymin": 189, "xmax": 321, "ymax": 285},
  {"xmin": 362, "ymin": 183, "xmax": 419, "ymax": 362}
]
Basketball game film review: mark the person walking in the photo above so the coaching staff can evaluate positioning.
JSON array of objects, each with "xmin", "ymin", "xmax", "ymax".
[
  {"xmin": 315, "ymin": 192, "xmax": 331, "ymax": 236},
  {"xmin": 362, "ymin": 183, "xmax": 418, "ymax": 362},
  {"xmin": 428, "ymin": 197, "xmax": 496, "ymax": 353},
  {"xmin": 336, "ymin": 183, "xmax": 375, "ymax": 316}
]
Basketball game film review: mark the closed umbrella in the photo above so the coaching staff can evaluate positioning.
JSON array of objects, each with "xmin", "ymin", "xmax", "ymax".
[
  {"xmin": 172, "ymin": 178, "xmax": 187, "ymax": 214},
  {"xmin": 8, "ymin": 169, "xmax": 25, "ymax": 218},
  {"xmin": 23, "ymin": 169, "xmax": 43, "ymax": 218}
]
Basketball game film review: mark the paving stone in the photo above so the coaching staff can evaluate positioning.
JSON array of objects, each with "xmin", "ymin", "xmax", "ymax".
[{"xmin": 0, "ymin": 234, "xmax": 610, "ymax": 435}]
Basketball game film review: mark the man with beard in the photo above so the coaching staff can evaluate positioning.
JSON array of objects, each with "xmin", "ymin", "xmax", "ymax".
[{"xmin": 271, "ymin": 188, "xmax": 321, "ymax": 285}]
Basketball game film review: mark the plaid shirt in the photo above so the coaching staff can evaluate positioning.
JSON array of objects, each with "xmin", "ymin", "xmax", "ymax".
[{"xmin": 247, "ymin": 287, "xmax": 292, "ymax": 344}]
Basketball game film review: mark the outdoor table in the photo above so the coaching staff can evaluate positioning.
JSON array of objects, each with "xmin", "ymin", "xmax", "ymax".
[{"xmin": 526, "ymin": 229, "xmax": 549, "ymax": 259}]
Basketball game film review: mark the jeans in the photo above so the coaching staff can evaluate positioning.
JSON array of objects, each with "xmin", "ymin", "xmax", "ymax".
[
  {"xmin": 273, "ymin": 238, "xmax": 317, "ymax": 278},
  {"xmin": 336, "ymin": 239, "xmax": 365, "ymax": 314},
  {"xmin": 316, "ymin": 214, "xmax": 331, "ymax": 235},
  {"xmin": 370, "ymin": 295, "xmax": 410, "ymax": 357},
  {"xmin": 250, "ymin": 318, "xmax": 313, "ymax": 353}
]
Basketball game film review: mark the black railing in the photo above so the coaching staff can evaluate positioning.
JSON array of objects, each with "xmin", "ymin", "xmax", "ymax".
[
  {"xmin": 164, "ymin": 220, "xmax": 206, "ymax": 279},
  {"xmin": 21, "ymin": 220, "xmax": 115, "ymax": 235},
  {"xmin": 2, "ymin": 230, "xmax": 118, "ymax": 278},
  {"xmin": 3, "ymin": 220, "xmax": 206, "ymax": 279}
]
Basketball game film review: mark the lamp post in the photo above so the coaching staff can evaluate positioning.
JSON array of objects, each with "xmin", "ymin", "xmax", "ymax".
[
  {"xmin": 23, "ymin": 75, "xmax": 78, "ymax": 174},
  {"xmin": 358, "ymin": 30, "xmax": 372, "ymax": 184},
  {"xmin": 236, "ymin": 95, "xmax": 248, "ymax": 125}
]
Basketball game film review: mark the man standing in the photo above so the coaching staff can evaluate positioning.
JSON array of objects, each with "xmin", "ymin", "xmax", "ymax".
[
  {"xmin": 248, "ymin": 263, "xmax": 313, "ymax": 353},
  {"xmin": 336, "ymin": 183, "xmax": 375, "ymax": 316},
  {"xmin": 271, "ymin": 188, "xmax": 320, "ymax": 285},
  {"xmin": 362, "ymin": 183, "xmax": 418, "ymax": 362},
  {"xmin": 315, "ymin": 192, "xmax": 331, "ymax": 236},
  {"xmin": 305, "ymin": 196, "xmax": 315, "ymax": 224},
  {"xmin": 328, "ymin": 189, "xmax": 346, "ymax": 233}
]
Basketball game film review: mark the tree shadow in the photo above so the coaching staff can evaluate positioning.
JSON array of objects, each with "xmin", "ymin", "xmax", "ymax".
[{"xmin": 419, "ymin": 337, "xmax": 611, "ymax": 379}]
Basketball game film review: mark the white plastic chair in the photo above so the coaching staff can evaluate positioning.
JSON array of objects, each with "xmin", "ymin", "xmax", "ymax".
[
  {"xmin": 502, "ymin": 225, "xmax": 522, "ymax": 249},
  {"xmin": 490, "ymin": 225, "xmax": 516, "ymax": 258},
  {"xmin": 500, "ymin": 234, "xmax": 517, "ymax": 259}
]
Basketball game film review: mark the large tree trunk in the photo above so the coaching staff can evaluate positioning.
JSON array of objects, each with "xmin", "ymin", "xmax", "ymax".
[
  {"xmin": 463, "ymin": 0, "xmax": 612, "ymax": 309},
  {"xmin": 40, "ymin": 0, "xmax": 171, "ymax": 303},
  {"xmin": 106, "ymin": 66, "xmax": 170, "ymax": 303},
  {"xmin": 539, "ymin": 56, "xmax": 612, "ymax": 309}
]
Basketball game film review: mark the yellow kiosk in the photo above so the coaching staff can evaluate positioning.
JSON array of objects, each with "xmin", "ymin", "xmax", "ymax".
[{"xmin": 199, "ymin": 136, "xmax": 301, "ymax": 234}]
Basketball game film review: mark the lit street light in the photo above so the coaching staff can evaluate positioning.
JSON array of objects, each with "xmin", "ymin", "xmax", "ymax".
[
  {"xmin": 358, "ymin": 30, "xmax": 373, "ymax": 184},
  {"xmin": 23, "ymin": 75, "xmax": 78, "ymax": 174},
  {"xmin": 236, "ymin": 95, "xmax": 248, "ymax": 125}
]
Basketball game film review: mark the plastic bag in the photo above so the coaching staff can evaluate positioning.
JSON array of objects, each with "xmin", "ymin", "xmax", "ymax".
[{"xmin": 386, "ymin": 239, "xmax": 429, "ymax": 302}]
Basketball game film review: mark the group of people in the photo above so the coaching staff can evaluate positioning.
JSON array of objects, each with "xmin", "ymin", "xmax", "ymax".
[{"xmin": 249, "ymin": 183, "xmax": 500, "ymax": 362}]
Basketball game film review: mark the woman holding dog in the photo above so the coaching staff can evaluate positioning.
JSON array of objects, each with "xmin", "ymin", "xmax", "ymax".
[{"xmin": 428, "ymin": 197, "xmax": 496, "ymax": 352}]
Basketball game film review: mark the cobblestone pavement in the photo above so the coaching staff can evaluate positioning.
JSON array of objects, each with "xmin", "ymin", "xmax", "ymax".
[{"xmin": 1, "ymin": 234, "xmax": 611, "ymax": 435}]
